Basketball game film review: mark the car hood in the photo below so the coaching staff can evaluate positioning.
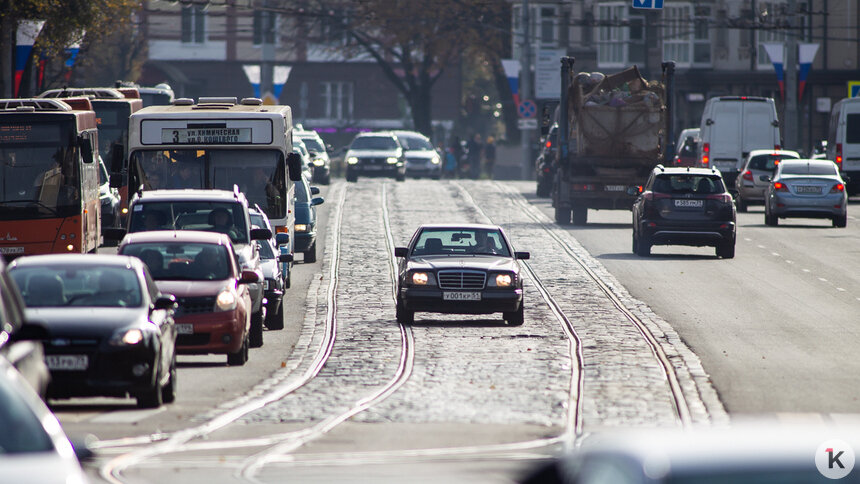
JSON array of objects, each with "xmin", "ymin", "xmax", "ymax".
[
  {"xmin": 406, "ymin": 256, "xmax": 518, "ymax": 272},
  {"xmin": 24, "ymin": 307, "xmax": 148, "ymax": 336},
  {"xmin": 259, "ymin": 259, "xmax": 279, "ymax": 279},
  {"xmin": 346, "ymin": 149, "xmax": 400, "ymax": 158},
  {"xmin": 156, "ymin": 280, "xmax": 232, "ymax": 298},
  {"xmin": 404, "ymin": 151, "xmax": 438, "ymax": 160},
  {"xmin": 0, "ymin": 452, "xmax": 86, "ymax": 484}
]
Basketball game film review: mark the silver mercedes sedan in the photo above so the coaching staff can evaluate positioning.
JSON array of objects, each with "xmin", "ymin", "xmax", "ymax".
[{"xmin": 764, "ymin": 159, "xmax": 848, "ymax": 227}]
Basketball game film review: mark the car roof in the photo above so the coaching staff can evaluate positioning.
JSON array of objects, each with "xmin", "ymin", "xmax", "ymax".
[
  {"xmin": 355, "ymin": 131, "xmax": 396, "ymax": 138},
  {"xmin": 779, "ymin": 158, "xmax": 837, "ymax": 167},
  {"xmin": 9, "ymin": 253, "xmax": 144, "ymax": 269},
  {"xmin": 417, "ymin": 223, "xmax": 503, "ymax": 231},
  {"xmin": 656, "ymin": 166, "xmax": 720, "ymax": 176},
  {"xmin": 392, "ymin": 130, "xmax": 429, "ymax": 139},
  {"xmin": 133, "ymin": 188, "xmax": 245, "ymax": 203},
  {"xmin": 120, "ymin": 230, "xmax": 234, "ymax": 246},
  {"xmin": 747, "ymin": 149, "xmax": 800, "ymax": 157}
]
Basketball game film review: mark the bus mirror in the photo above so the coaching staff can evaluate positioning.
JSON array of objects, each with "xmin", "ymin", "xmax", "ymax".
[
  {"xmin": 109, "ymin": 173, "xmax": 123, "ymax": 188},
  {"xmin": 275, "ymin": 232, "xmax": 289, "ymax": 245},
  {"xmin": 110, "ymin": 144, "xmax": 124, "ymax": 172},
  {"xmin": 287, "ymin": 152, "xmax": 302, "ymax": 181},
  {"xmin": 79, "ymin": 136, "xmax": 94, "ymax": 163}
]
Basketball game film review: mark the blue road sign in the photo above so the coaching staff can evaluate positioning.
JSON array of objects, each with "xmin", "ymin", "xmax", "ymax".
[
  {"xmin": 518, "ymin": 99, "xmax": 537, "ymax": 119},
  {"xmin": 849, "ymin": 81, "xmax": 860, "ymax": 97},
  {"xmin": 632, "ymin": 0, "xmax": 663, "ymax": 9}
]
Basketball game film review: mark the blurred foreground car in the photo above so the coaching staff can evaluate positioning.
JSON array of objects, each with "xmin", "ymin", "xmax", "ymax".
[
  {"xmin": 522, "ymin": 425, "xmax": 860, "ymax": 484},
  {"xmin": 765, "ymin": 159, "xmax": 848, "ymax": 227},
  {"xmin": 0, "ymin": 354, "xmax": 89, "ymax": 484},
  {"xmin": 735, "ymin": 149, "xmax": 800, "ymax": 212},
  {"xmin": 118, "ymin": 231, "xmax": 257, "ymax": 365},
  {"xmin": 394, "ymin": 224, "xmax": 529, "ymax": 325},
  {"xmin": 9, "ymin": 254, "xmax": 178, "ymax": 408},
  {"xmin": 294, "ymin": 176, "xmax": 324, "ymax": 263}
]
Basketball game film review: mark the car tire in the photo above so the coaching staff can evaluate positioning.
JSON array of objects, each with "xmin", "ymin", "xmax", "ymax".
[
  {"xmin": 555, "ymin": 206, "xmax": 571, "ymax": 225},
  {"xmin": 536, "ymin": 180, "xmax": 550, "ymax": 197},
  {"xmin": 266, "ymin": 302, "xmax": 285, "ymax": 330},
  {"xmin": 572, "ymin": 206, "xmax": 588, "ymax": 225},
  {"xmin": 716, "ymin": 240, "xmax": 735, "ymax": 259},
  {"xmin": 304, "ymin": 241, "xmax": 317, "ymax": 263},
  {"xmin": 250, "ymin": 311, "xmax": 264, "ymax": 348},
  {"xmin": 396, "ymin": 298, "xmax": 414, "ymax": 324},
  {"xmin": 833, "ymin": 214, "xmax": 848, "ymax": 228},
  {"xmin": 227, "ymin": 332, "xmax": 249, "ymax": 366},
  {"xmin": 504, "ymin": 303, "xmax": 524, "ymax": 326},
  {"xmin": 322, "ymin": 173, "xmax": 331, "ymax": 185},
  {"xmin": 346, "ymin": 172, "xmax": 358, "ymax": 183},
  {"xmin": 162, "ymin": 357, "xmax": 177, "ymax": 404},
  {"xmin": 631, "ymin": 231, "xmax": 638, "ymax": 254},
  {"xmin": 137, "ymin": 369, "xmax": 163, "ymax": 409},
  {"xmin": 396, "ymin": 173, "xmax": 406, "ymax": 182},
  {"xmin": 635, "ymin": 235, "xmax": 651, "ymax": 257},
  {"xmin": 764, "ymin": 210, "xmax": 778, "ymax": 226},
  {"xmin": 736, "ymin": 197, "xmax": 747, "ymax": 213}
]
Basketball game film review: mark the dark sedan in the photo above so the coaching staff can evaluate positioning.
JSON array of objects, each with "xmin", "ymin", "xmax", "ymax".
[
  {"xmin": 8, "ymin": 254, "xmax": 178, "ymax": 408},
  {"xmin": 294, "ymin": 175, "xmax": 324, "ymax": 263},
  {"xmin": 394, "ymin": 224, "xmax": 529, "ymax": 326}
]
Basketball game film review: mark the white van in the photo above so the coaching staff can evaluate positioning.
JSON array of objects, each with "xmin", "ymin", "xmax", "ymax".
[
  {"xmin": 826, "ymin": 97, "xmax": 860, "ymax": 194},
  {"xmin": 697, "ymin": 96, "xmax": 781, "ymax": 188}
]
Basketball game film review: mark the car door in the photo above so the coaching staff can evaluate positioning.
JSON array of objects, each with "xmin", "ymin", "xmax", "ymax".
[{"xmin": 144, "ymin": 271, "xmax": 174, "ymax": 376}]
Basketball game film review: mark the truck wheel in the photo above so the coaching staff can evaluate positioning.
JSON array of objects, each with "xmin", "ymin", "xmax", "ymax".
[
  {"xmin": 572, "ymin": 207, "xmax": 588, "ymax": 225},
  {"xmin": 554, "ymin": 206, "xmax": 571, "ymax": 224}
]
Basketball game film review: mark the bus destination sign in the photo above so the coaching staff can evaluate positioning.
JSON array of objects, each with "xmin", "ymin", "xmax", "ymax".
[
  {"xmin": 0, "ymin": 123, "xmax": 62, "ymax": 143},
  {"xmin": 162, "ymin": 127, "xmax": 252, "ymax": 144}
]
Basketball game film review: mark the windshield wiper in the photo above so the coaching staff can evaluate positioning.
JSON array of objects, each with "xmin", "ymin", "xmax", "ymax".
[{"xmin": 0, "ymin": 200, "xmax": 60, "ymax": 217}]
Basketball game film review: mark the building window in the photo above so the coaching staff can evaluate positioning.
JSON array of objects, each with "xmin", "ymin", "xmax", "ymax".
[
  {"xmin": 540, "ymin": 7, "xmax": 558, "ymax": 45},
  {"xmin": 320, "ymin": 82, "xmax": 353, "ymax": 120},
  {"xmin": 662, "ymin": 4, "xmax": 691, "ymax": 65},
  {"xmin": 253, "ymin": 9, "xmax": 277, "ymax": 45},
  {"xmin": 181, "ymin": 5, "xmax": 205, "ymax": 44},
  {"xmin": 693, "ymin": 6, "xmax": 711, "ymax": 66},
  {"xmin": 320, "ymin": 11, "xmax": 350, "ymax": 45},
  {"xmin": 597, "ymin": 3, "xmax": 626, "ymax": 66}
]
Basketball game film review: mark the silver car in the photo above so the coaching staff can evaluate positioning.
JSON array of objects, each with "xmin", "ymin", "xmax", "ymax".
[
  {"xmin": 765, "ymin": 159, "xmax": 848, "ymax": 227},
  {"xmin": 735, "ymin": 149, "xmax": 799, "ymax": 212}
]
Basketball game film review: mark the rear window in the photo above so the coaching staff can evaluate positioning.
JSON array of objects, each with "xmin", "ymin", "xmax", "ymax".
[
  {"xmin": 846, "ymin": 113, "xmax": 860, "ymax": 144},
  {"xmin": 748, "ymin": 154, "xmax": 798, "ymax": 171},
  {"xmin": 780, "ymin": 163, "xmax": 838, "ymax": 176},
  {"xmin": 129, "ymin": 201, "xmax": 248, "ymax": 245},
  {"xmin": 652, "ymin": 174, "xmax": 725, "ymax": 195},
  {"xmin": 10, "ymin": 265, "xmax": 143, "ymax": 308}
]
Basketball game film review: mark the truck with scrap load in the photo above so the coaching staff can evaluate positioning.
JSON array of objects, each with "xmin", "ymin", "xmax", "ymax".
[{"xmin": 552, "ymin": 57, "xmax": 674, "ymax": 225}]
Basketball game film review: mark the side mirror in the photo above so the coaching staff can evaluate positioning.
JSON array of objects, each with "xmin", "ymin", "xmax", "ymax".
[
  {"xmin": 109, "ymin": 173, "xmax": 123, "ymax": 189},
  {"xmin": 79, "ymin": 136, "xmax": 94, "ymax": 164},
  {"xmin": 110, "ymin": 144, "xmax": 124, "ymax": 171},
  {"xmin": 153, "ymin": 294, "xmax": 177, "ymax": 311},
  {"xmin": 10, "ymin": 321, "xmax": 49, "ymax": 342},
  {"xmin": 626, "ymin": 186, "xmax": 641, "ymax": 196},
  {"xmin": 103, "ymin": 228, "xmax": 127, "ymax": 241},
  {"xmin": 287, "ymin": 152, "xmax": 302, "ymax": 181},
  {"xmin": 394, "ymin": 247, "xmax": 408, "ymax": 257},
  {"xmin": 250, "ymin": 228, "xmax": 273, "ymax": 241},
  {"xmin": 310, "ymin": 186, "xmax": 320, "ymax": 195},
  {"xmin": 275, "ymin": 232, "xmax": 290, "ymax": 246},
  {"xmin": 326, "ymin": 143, "xmax": 334, "ymax": 153},
  {"xmin": 515, "ymin": 251, "xmax": 530, "ymax": 260},
  {"xmin": 239, "ymin": 270, "xmax": 260, "ymax": 284},
  {"xmin": 278, "ymin": 253, "xmax": 293, "ymax": 263},
  {"xmin": 311, "ymin": 197, "xmax": 324, "ymax": 206},
  {"xmin": 705, "ymin": 118, "xmax": 714, "ymax": 126}
]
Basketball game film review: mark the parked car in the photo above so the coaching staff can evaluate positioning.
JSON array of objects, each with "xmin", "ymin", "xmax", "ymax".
[
  {"xmin": 697, "ymin": 96, "xmax": 781, "ymax": 189},
  {"xmin": 294, "ymin": 176, "xmax": 324, "ymax": 263},
  {"xmin": 345, "ymin": 132, "xmax": 406, "ymax": 182},
  {"xmin": 118, "ymin": 231, "xmax": 258, "ymax": 365},
  {"xmin": 535, "ymin": 124, "xmax": 558, "ymax": 197},
  {"xmin": 394, "ymin": 224, "xmax": 529, "ymax": 326},
  {"xmin": 672, "ymin": 127, "xmax": 700, "ymax": 167},
  {"xmin": 735, "ymin": 149, "xmax": 800, "ymax": 212},
  {"xmin": 99, "ymin": 156, "xmax": 121, "ymax": 230},
  {"xmin": 250, "ymin": 206, "xmax": 292, "ymax": 331},
  {"xmin": 827, "ymin": 96, "xmax": 860, "ymax": 194},
  {"xmin": 764, "ymin": 159, "xmax": 848, "ymax": 227},
  {"xmin": 8, "ymin": 254, "xmax": 178, "ymax": 408},
  {"xmin": 632, "ymin": 165, "xmax": 736, "ymax": 258},
  {"xmin": 295, "ymin": 128, "xmax": 331, "ymax": 185},
  {"xmin": 292, "ymin": 137, "xmax": 314, "ymax": 181},
  {"xmin": 0, "ymin": 354, "xmax": 90, "ymax": 483},
  {"xmin": 392, "ymin": 130, "xmax": 442, "ymax": 179},
  {"xmin": 116, "ymin": 189, "xmax": 270, "ymax": 348}
]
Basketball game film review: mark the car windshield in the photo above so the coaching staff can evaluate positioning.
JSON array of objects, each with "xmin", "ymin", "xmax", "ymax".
[
  {"xmin": 10, "ymin": 265, "xmax": 143, "ymax": 308},
  {"xmin": 350, "ymin": 136, "xmax": 398, "ymax": 151},
  {"xmin": 749, "ymin": 154, "xmax": 798, "ymax": 171},
  {"xmin": 128, "ymin": 201, "xmax": 249, "ymax": 245},
  {"xmin": 652, "ymin": 175, "xmax": 725, "ymax": 195},
  {"xmin": 398, "ymin": 135, "xmax": 434, "ymax": 151},
  {"xmin": 295, "ymin": 179, "xmax": 310, "ymax": 203},
  {"xmin": 412, "ymin": 228, "xmax": 510, "ymax": 257},
  {"xmin": 781, "ymin": 162, "xmax": 838, "ymax": 176},
  {"xmin": 0, "ymin": 369, "xmax": 54, "ymax": 454},
  {"xmin": 256, "ymin": 240, "xmax": 276, "ymax": 260},
  {"xmin": 120, "ymin": 242, "xmax": 233, "ymax": 281},
  {"xmin": 299, "ymin": 136, "xmax": 325, "ymax": 153}
]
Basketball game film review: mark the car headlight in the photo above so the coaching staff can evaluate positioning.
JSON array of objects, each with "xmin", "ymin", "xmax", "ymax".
[
  {"xmin": 110, "ymin": 328, "xmax": 144, "ymax": 346},
  {"xmin": 347, "ymin": 156, "xmax": 359, "ymax": 165},
  {"xmin": 489, "ymin": 273, "xmax": 514, "ymax": 287},
  {"xmin": 431, "ymin": 155, "xmax": 440, "ymax": 165},
  {"xmin": 216, "ymin": 289, "xmax": 237, "ymax": 311},
  {"xmin": 410, "ymin": 271, "xmax": 436, "ymax": 286},
  {"xmin": 295, "ymin": 224, "xmax": 308, "ymax": 232},
  {"xmin": 313, "ymin": 158, "xmax": 325, "ymax": 166},
  {"xmin": 386, "ymin": 157, "xmax": 399, "ymax": 164}
]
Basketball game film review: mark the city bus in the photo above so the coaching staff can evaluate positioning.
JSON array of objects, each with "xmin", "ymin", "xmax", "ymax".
[
  {"xmin": 38, "ymin": 87, "xmax": 143, "ymax": 224},
  {"xmin": 0, "ymin": 98, "xmax": 101, "ymax": 258},
  {"xmin": 124, "ymin": 96, "xmax": 303, "ymax": 253}
]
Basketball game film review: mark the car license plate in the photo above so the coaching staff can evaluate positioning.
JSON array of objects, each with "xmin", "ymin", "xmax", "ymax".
[
  {"xmin": 363, "ymin": 165, "xmax": 382, "ymax": 171},
  {"xmin": 176, "ymin": 323, "xmax": 194, "ymax": 334},
  {"xmin": 443, "ymin": 291, "xmax": 481, "ymax": 301},
  {"xmin": 0, "ymin": 246, "xmax": 24, "ymax": 255},
  {"xmin": 673, "ymin": 199, "xmax": 704, "ymax": 207},
  {"xmin": 795, "ymin": 185, "xmax": 821, "ymax": 194},
  {"xmin": 604, "ymin": 185, "xmax": 625, "ymax": 192},
  {"xmin": 46, "ymin": 355, "xmax": 88, "ymax": 371}
]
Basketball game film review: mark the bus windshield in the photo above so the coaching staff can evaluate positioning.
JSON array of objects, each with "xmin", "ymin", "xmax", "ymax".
[
  {"xmin": 130, "ymin": 149, "xmax": 287, "ymax": 221},
  {"xmin": 0, "ymin": 135, "xmax": 80, "ymax": 219},
  {"xmin": 93, "ymin": 103, "xmax": 129, "ymax": 164}
]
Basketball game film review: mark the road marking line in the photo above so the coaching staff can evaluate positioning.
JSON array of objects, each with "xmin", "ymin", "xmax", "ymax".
[
  {"xmin": 90, "ymin": 407, "xmax": 166, "ymax": 424},
  {"xmin": 837, "ymin": 287, "xmax": 846, "ymax": 292},
  {"xmin": 785, "ymin": 260, "xmax": 793, "ymax": 264},
  {"xmin": 757, "ymin": 245, "xmax": 766, "ymax": 249},
  {"xmin": 818, "ymin": 277, "xmax": 828, "ymax": 282},
  {"xmin": 802, "ymin": 269, "xmax": 811, "ymax": 273},
  {"xmin": 771, "ymin": 252, "xmax": 780, "ymax": 257},
  {"xmin": 744, "ymin": 238, "xmax": 752, "ymax": 242}
]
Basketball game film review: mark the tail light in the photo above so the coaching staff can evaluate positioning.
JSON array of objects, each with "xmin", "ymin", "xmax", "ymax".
[
  {"xmin": 705, "ymin": 193, "xmax": 733, "ymax": 203},
  {"xmin": 701, "ymin": 143, "xmax": 709, "ymax": 166},
  {"xmin": 545, "ymin": 140, "xmax": 551, "ymax": 148},
  {"xmin": 742, "ymin": 170, "xmax": 753, "ymax": 182},
  {"xmin": 774, "ymin": 144, "xmax": 781, "ymax": 150},
  {"xmin": 773, "ymin": 182, "xmax": 789, "ymax": 192},
  {"xmin": 643, "ymin": 191, "xmax": 671, "ymax": 201},
  {"xmin": 836, "ymin": 143, "xmax": 843, "ymax": 169},
  {"xmin": 572, "ymin": 184, "xmax": 596, "ymax": 191},
  {"xmin": 831, "ymin": 183, "xmax": 845, "ymax": 193}
]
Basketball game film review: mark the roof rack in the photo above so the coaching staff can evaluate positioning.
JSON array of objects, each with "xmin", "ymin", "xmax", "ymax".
[
  {"xmin": 173, "ymin": 98, "xmax": 194, "ymax": 106},
  {"xmin": 655, "ymin": 164, "xmax": 665, "ymax": 171},
  {"xmin": 37, "ymin": 87, "xmax": 124, "ymax": 99},
  {"xmin": 0, "ymin": 98, "xmax": 72, "ymax": 111}
]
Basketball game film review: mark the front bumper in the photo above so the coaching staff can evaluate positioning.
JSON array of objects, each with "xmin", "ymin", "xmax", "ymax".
[
  {"xmin": 175, "ymin": 311, "xmax": 246, "ymax": 355},
  {"xmin": 640, "ymin": 219, "xmax": 736, "ymax": 247},
  {"xmin": 348, "ymin": 164, "xmax": 402, "ymax": 178},
  {"xmin": 400, "ymin": 287, "xmax": 523, "ymax": 314}
]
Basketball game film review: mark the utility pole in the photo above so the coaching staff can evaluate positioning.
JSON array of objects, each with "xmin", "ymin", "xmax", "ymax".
[
  {"xmin": 520, "ymin": 0, "xmax": 532, "ymax": 179},
  {"xmin": 784, "ymin": 0, "xmax": 798, "ymax": 150}
]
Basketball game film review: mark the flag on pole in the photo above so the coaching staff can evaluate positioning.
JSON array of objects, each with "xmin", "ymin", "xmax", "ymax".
[
  {"xmin": 502, "ymin": 59, "xmax": 521, "ymax": 107},
  {"xmin": 242, "ymin": 65, "xmax": 261, "ymax": 98},
  {"xmin": 798, "ymin": 43, "xmax": 819, "ymax": 101},
  {"xmin": 15, "ymin": 20, "xmax": 45, "ymax": 96},
  {"xmin": 762, "ymin": 43, "xmax": 785, "ymax": 101},
  {"xmin": 272, "ymin": 66, "xmax": 291, "ymax": 100}
]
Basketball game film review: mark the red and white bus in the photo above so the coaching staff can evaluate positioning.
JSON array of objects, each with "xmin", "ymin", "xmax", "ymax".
[{"xmin": 0, "ymin": 98, "xmax": 101, "ymax": 258}]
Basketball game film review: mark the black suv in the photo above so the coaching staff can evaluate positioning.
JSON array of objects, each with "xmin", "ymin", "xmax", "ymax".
[{"xmin": 632, "ymin": 166, "xmax": 736, "ymax": 258}]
